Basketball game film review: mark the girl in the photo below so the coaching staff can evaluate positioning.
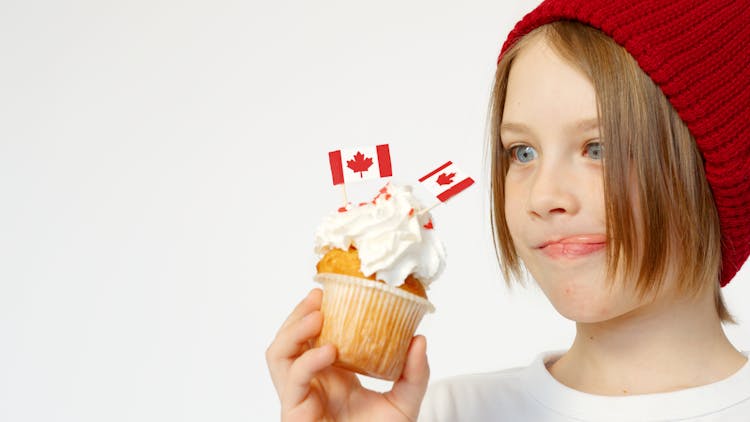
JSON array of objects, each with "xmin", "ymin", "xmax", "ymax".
[{"xmin": 266, "ymin": 0, "xmax": 750, "ymax": 420}]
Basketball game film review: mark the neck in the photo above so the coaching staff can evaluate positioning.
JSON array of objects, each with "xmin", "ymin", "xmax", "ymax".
[{"xmin": 549, "ymin": 288, "xmax": 746, "ymax": 395}]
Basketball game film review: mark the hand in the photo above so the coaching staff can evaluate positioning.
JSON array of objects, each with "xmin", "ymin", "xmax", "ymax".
[{"xmin": 266, "ymin": 288, "xmax": 430, "ymax": 421}]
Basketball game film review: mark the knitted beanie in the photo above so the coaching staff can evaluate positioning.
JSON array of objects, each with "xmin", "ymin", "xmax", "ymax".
[{"xmin": 499, "ymin": 0, "xmax": 750, "ymax": 287}]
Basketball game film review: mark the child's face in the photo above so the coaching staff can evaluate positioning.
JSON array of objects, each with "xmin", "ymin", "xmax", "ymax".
[{"xmin": 501, "ymin": 36, "xmax": 644, "ymax": 323}]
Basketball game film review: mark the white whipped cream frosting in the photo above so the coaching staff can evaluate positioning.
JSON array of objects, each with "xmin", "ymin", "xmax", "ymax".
[{"xmin": 314, "ymin": 183, "xmax": 446, "ymax": 288}]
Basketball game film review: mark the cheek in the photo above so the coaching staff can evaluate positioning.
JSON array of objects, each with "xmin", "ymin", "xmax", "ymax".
[
  {"xmin": 583, "ymin": 167, "xmax": 607, "ymax": 223},
  {"xmin": 504, "ymin": 177, "xmax": 526, "ymax": 237},
  {"xmin": 504, "ymin": 203, "xmax": 521, "ymax": 241}
]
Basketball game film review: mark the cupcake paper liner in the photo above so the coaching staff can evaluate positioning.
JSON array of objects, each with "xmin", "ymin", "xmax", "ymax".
[{"xmin": 313, "ymin": 272, "xmax": 434, "ymax": 381}]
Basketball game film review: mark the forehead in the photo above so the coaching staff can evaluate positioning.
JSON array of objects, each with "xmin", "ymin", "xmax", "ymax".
[{"xmin": 502, "ymin": 35, "xmax": 599, "ymax": 134}]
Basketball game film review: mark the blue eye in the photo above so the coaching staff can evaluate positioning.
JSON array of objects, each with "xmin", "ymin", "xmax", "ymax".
[
  {"xmin": 509, "ymin": 145, "xmax": 537, "ymax": 163},
  {"xmin": 585, "ymin": 142, "xmax": 603, "ymax": 160}
]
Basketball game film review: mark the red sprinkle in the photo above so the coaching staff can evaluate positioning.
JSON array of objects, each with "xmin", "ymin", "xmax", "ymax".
[
  {"xmin": 408, "ymin": 208, "xmax": 414, "ymax": 217},
  {"xmin": 371, "ymin": 185, "xmax": 391, "ymax": 203},
  {"xmin": 359, "ymin": 202, "xmax": 368, "ymax": 206},
  {"xmin": 338, "ymin": 206, "xmax": 348, "ymax": 213},
  {"xmin": 423, "ymin": 220, "xmax": 434, "ymax": 229}
]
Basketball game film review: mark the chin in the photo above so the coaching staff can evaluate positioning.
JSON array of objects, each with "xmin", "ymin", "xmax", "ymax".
[
  {"xmin": 532, "ymin": 269, "xmax": 628, "ymax": 323},
  {"xmin": 554, "ymin": 302, "xmax": 617, "ymax": 323}
]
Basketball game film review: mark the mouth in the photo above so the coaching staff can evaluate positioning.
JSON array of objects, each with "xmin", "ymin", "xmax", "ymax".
[{"xmin": 536, "ymin": 235, "xmax": 607, "ymax": 259}]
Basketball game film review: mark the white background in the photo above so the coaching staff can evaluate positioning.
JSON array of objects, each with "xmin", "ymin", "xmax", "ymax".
[{"xmin": 1, "ymin": 1, "xmax": 748, "ymax": 421}]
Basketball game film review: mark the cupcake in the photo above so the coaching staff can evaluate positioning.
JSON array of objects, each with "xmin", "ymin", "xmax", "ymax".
[{"xmin": 313, "ymin": 183, "xmax": 445, "ymax": 380}]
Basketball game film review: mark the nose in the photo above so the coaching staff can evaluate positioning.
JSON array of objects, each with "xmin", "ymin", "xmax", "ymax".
[{"xmin": 526, "ymin": 157, "xmax": 580, "ymax": 219}]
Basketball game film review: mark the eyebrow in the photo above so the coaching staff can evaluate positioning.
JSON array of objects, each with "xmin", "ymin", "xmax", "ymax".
[
  {"xmin": 574, "ymin": 118, "xmax": 600, "ymax": 132},
  {"xmin": 500, "ymin": 118, "xmax": 600, "ymax": 134}
]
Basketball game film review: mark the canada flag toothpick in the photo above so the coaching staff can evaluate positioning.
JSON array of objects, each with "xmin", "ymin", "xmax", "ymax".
[
  {"xmin": 328, "ymin": 144, "xmax": 392, "ymax": 185},
  {"xmin": 419, "ymin": 161, "xmax": 474, "ymax": 202}
]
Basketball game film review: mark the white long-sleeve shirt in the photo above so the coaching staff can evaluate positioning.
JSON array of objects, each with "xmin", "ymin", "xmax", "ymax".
[{"xmin": 420, "ymin": 351, "xmax": 750, "ymax": 421}]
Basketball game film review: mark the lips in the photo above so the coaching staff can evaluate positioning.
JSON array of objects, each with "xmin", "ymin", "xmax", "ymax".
[{"xmin": 536, "ymin": 234, "xmax": 607, "ymax": 259}]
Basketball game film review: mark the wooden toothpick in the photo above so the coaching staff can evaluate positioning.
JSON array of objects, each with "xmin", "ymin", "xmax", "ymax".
[
  {"xmin": 418, "ymin": 201, "xmax": 442, "ymax": 216},
  {"xmin": 340, "ymin": 183, "xmax": 349, "ymax": 208}
]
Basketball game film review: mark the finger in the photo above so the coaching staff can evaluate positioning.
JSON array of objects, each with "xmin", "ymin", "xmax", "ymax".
[
  {"xmin": 266, "ymin": 288, "xmax": 322, "ymax": 393},
  {"xmin": 280, "ymin": 289, "xmax": 323, "ymax": 331},
  {"xmin": 384, "ymin": 335, "xmax": 430, "ymax": 418},
  {"xmin": 266, "ymin": 310, "xmax": 325, "ymax": 392},
  {"xmin": 281, "ymin": 343, "xmax": 337, "ymax": 410},
  {"xmin": 271, "ymin": 310, "xmax": 324, "ymax": 361}
]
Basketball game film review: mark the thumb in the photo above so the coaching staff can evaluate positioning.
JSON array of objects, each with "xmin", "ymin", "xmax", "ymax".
[{"xmin": 385, "ymin": 335, "xmax": 430, "ymax": 418}]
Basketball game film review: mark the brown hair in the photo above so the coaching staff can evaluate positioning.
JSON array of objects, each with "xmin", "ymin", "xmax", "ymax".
[{"xmin": 488, "ymin": 21, "xmax": 732, "ymax": 322}]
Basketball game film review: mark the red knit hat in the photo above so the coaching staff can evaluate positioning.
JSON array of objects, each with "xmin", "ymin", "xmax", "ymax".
[{"xmin": 498, "ymin": 0, "xmax": 750, "ymax": 286}]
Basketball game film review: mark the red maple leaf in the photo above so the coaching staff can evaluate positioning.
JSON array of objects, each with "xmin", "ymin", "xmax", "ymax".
[
  {"xmin": 436, "ymin": 172, "xmax": 456, "ymax": 185},
  {"xmin": 346, "ymin": 151, "xmax": 374, "ymax": 178}
]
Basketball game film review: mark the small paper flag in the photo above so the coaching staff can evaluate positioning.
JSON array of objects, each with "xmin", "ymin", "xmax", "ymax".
[
  {"xmin": 328, "ymin": 144, "xmax": 392, "ymax": 185},
  {"xmin": 419, "ymin": 161, "xmax": 474, "ymax": 202}
]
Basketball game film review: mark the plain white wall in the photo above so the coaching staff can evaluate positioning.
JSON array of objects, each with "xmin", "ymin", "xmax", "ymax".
[{"xmin": 1, "ymin": 1, "xmax": 748, "ymax": 421}]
